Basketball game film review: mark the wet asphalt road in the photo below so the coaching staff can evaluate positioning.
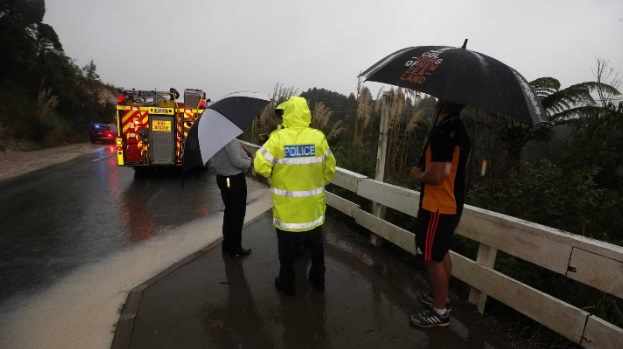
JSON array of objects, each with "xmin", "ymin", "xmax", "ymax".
[{"xmin": 0, "ymin": 146, "xmax": 221, "ymax": 308}]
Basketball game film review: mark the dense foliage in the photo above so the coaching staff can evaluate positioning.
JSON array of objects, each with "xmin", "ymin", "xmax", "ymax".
[{"xmin": 0, "ymin": 0, "xmax": 115, "ymax": 149}]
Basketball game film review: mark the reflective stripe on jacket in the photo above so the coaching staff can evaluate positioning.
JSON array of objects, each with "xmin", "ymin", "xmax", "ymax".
[{"xmin": 254, "ymin": 96, "xmax": 336, "ymax": 232}]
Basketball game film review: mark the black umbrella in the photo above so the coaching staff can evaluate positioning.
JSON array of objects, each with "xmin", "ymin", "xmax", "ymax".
[
  {"xmin": 359, "ymin": 40, "xmax": 546, "ymax": 125},
  {"xmin": 183, "ymin": 91, "xmax": 270, "ymax": 173}
]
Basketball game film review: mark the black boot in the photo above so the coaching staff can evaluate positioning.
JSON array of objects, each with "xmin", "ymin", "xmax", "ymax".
[
  {"xmin": 229, "ymin": 248, "xmax": 252, "ymax": 258},
  {"xmin": 309, "ymin": 273, "xmax": 325, "ymax": 292},
  {"xmin": 275, "ymin": 277, "xmax": 295, "ymax": 296}
]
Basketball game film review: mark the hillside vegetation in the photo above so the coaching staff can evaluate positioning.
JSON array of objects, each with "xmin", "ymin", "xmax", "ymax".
[{"xmin": 0, "ymin": 0, "xmax": 117, "ymax": 151}]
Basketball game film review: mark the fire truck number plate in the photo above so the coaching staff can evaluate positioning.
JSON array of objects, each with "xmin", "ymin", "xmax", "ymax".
[{"xmin": 152, "ymin": 120, "xmax": 172, "ymax": 132}]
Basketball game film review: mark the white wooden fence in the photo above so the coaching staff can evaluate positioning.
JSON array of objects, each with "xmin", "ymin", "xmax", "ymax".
[{"xmin": 329, "ymin": 167, "xmax": 623, "ymax": 349}]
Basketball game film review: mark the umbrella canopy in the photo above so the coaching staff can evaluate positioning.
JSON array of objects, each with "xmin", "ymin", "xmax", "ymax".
[
  {"xmin": 183, "ymin": 91, "xmax": 270, "ymax": 172},
  {"xmin": 359, "ymin": 42, "xmax": 546, "ymax": 125}
]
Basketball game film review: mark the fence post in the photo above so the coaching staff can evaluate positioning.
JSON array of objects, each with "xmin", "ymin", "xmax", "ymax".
[
  {"xmin": 468, "ymin": 243, "xmax": 498, "ymax": 313},
  {"xmin": 371, "ymin": 92, "xmax": 391, "ymax": 247}
]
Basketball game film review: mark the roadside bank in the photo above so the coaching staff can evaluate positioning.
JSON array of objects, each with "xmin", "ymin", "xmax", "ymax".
[{"xmin": 0, "ymin": 143, "xmax": 105, "ymax": 182}]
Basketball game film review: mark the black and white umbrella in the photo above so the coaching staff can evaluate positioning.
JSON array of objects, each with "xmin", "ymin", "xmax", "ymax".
[
  {"xmin": 359, "ymin": 41, "xmax": 546, "ymax": 125},
  {"xmin": 183, "ymin": 91, "xmax": 271, "ymax": 173}
]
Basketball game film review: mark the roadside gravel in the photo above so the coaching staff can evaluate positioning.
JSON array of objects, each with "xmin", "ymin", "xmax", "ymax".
[{"xmin": 0, "ymin": 143, "xmax": 105, "ymax": 182}]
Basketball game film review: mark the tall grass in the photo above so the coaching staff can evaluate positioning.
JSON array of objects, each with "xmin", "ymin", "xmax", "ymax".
[
  {"xmin": 246, "ymin": 84, "xmax": 297, "ymax": 143},
  {"xmin": 244, "ymin": 83, "xmax": 347, "ymax": 145}
]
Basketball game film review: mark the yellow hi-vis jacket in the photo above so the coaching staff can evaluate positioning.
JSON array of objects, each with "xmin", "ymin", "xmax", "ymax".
[{"xmin": 254, "ymin": 96, "xmax": 336, "ymax": 232}]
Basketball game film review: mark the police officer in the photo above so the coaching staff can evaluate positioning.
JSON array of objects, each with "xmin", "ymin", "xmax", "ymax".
[{"xmin": 254, "ymin": 96, "xmax": 336, "ymax": 296}]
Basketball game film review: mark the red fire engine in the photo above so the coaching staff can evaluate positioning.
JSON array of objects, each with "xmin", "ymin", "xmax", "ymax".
[{"xmin": 115, "ymin": 88, "xmax": 208, "ymax": 173}]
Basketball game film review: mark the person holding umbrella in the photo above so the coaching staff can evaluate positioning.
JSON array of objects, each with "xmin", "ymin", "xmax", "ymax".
[
  {"xmin": 181, "ymin": 91, "xmax": 271, "ymax": 254},
  {"xmin": 212, "ymin": 138, "xmax": 253, "ymax": 258},
  {"xmin": 358, "ymin": 41, "xmax": 545, "ymax": 328},
  {"xmin": 253, "ymin": 96, "xmax": 336, "ymax": 296},
  {"xmin": 409, "ymin": 99, "xmax": 470, "ymax": 328}
]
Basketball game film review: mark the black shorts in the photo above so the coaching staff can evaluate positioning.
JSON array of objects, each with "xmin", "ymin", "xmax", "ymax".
[{"xmin": 414, "ymin": 209, "xmax": 461, "ymax": 262}]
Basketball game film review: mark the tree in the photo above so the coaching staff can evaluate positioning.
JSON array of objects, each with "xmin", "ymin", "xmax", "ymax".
[
  {"xmin": 82, "ymin": 60, "xmax": 100, "ymax": 82},
  {"xmin": 36, "ymin": 22, "xmax": 62, "ymax": 53},
  {"xmin": 593, "ymin": 58, "xmax": 622, "ymax": 106},
  {"xmin": 301, "ymin": 87, "xmax": 351, "ymax": 124},
  {"xmin": 0, "ymin": 0, "xmax": 45, "ymax": 26},
  {"xmin": 563, "ymin": 101, "xmax": 623, "ymax": 193},
  {"xmin": 462, "ymin": 68, "xmax": 621, "ymax": 171}
]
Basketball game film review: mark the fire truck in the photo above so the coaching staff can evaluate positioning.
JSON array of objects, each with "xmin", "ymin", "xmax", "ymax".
[{"xmin": 114, "ymin": 88, "xmax": 208, "ymax": 173}]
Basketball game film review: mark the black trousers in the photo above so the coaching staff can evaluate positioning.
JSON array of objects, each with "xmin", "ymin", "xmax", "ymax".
[
  {"xmin": 216, "ymin": 173, "xmax": 247, "ymax": 252},
  {"xmin": 276, "ymin": 226, "xmax": 325, "ymax": 291}
]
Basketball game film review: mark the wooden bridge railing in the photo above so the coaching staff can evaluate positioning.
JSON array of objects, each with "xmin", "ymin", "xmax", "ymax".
[{"xmin": 328, "ymin": 166, "xmax": 623, "ymax": 349}]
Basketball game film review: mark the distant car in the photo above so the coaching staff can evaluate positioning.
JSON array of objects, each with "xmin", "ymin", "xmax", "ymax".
[{"xmin": 89, "ymin": 123, "xmax": 117, "ymax": 144}]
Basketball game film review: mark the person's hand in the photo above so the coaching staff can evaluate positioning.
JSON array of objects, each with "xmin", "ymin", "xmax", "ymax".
[
  {"xmin": 248, "ymin": 157, "xmax": 254, "ymax": 171},
  {"xmin": 410, "ymin": 167, "xmax": 423, "ymax": 182}
]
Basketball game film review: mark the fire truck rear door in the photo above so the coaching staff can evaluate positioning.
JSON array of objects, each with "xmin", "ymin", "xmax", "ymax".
[{"xmin": 150, "ymin": 115, "xmax": 175, "ymax": 165}]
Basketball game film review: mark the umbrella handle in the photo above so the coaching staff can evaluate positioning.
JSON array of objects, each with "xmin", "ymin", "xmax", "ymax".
[
  {"xmin": 239, "ymin": 141, "xmax": 253, "ymax": 157},
  {"xmin": 415, "ymin": 108, "xmax": 440, "ymax": 167}
]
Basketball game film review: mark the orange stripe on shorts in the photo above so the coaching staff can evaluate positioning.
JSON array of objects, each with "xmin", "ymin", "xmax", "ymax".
[{"xmin": 425, "ymin": 211, "xmax": 440, "ymax": 261}]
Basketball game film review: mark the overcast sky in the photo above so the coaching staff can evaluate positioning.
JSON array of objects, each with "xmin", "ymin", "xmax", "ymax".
[{"xmin": 45, "ymin": 0, "xmax": 623, "ymax": 101}]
